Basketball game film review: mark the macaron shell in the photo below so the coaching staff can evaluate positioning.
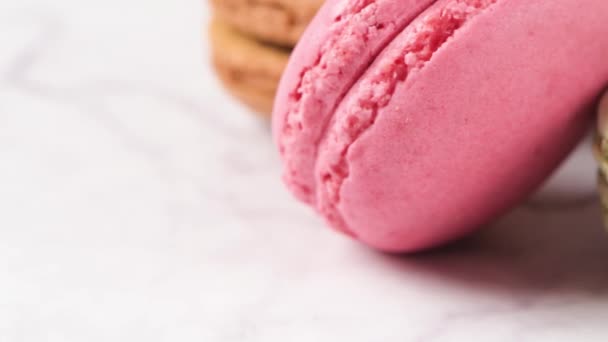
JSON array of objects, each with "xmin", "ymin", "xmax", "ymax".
[
  {"xmin": 598, "ymin": 90, "xmax": 608, "ymax": 135},
  {"xmin": 210, "ymin": 0, "xmax": 323, "ymax": 46},
  {"xmin": 209, "ymin": 19, "xmax": 290, "ymax": 115},
  {"xmin": 328, "ymin": 0, "xmax": 608, "ymax": 251}
]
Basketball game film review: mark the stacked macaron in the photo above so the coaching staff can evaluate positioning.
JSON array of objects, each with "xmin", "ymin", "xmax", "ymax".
[
  {"xmin": 208, "ymin": 0, "xmax": 323, "ymax": 115},
  {"xmin": 596, "ymin": 96, "xmax": 608, "ymax": 227}
]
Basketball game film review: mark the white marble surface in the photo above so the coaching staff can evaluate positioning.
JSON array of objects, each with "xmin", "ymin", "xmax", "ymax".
[{"xmin": 2, "ymin": 0, "xmax": 608, "ymax": 341}]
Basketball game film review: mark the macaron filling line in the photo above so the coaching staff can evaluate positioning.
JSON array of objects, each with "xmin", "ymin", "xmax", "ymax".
[{"xmin": 315, "ymin": 0, "xmax": 500, "ymax": 235}]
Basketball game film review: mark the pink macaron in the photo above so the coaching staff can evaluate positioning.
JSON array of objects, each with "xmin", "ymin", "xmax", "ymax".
[{"xmin": 273, "ymin": 0, "xmax": 608, "ymax": 252}]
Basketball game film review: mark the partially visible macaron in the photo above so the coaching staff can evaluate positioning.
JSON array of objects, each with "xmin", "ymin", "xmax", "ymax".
[
  {"xmin": 210, "ymin": 0, "xmax": 324, "ymax": 46},
  {"xmin": 595, "ymin": 94, "xmax": 608, "ymax": 227},
  {"xmin": 209, "ymin": 19, "xmax": 290, "ymax": 115},
  {"xmin": 597, "ymin": 94, "xmax": 608, "ymax": 146},
  {"xmin": 598, "ymin": 167, "xmax": 608, "ymax": 228}
]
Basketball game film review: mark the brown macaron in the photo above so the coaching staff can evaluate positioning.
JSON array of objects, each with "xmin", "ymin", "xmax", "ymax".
[
  {"xmin": 209, "ymin": 19, "xmax": 290, "ymax": 115},
  {"xmin": 209, "ymin": 0, "xmax": 324, "ymax": 47}
]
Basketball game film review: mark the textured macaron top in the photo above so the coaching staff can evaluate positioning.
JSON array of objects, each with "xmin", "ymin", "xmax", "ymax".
[{"xmin": 210, "ymin": 0, "xmax": 324, "ymax": 46}]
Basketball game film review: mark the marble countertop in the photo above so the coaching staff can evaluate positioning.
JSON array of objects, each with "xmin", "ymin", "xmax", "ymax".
[{"xmin": 2, "ymin": 0, "xmax": 608, "ymax": 341}]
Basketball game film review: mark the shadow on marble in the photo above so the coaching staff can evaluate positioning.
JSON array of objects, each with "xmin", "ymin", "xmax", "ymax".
[{"xmin": 372, "ymin": 200, "xmax": 608, "ymax": 299}]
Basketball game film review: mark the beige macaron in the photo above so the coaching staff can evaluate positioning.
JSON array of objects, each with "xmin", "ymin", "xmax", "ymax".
[
  {"xmin": 210, "ymin": 0, "xmax": 324, "ymax": 47},
  {"xmin": 209, "ymin": 19, "xmax": 290, "ymax": 115},
  {"xmin": 594, "ymin": 94, "xmax": 608, "ymax": 227}
]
